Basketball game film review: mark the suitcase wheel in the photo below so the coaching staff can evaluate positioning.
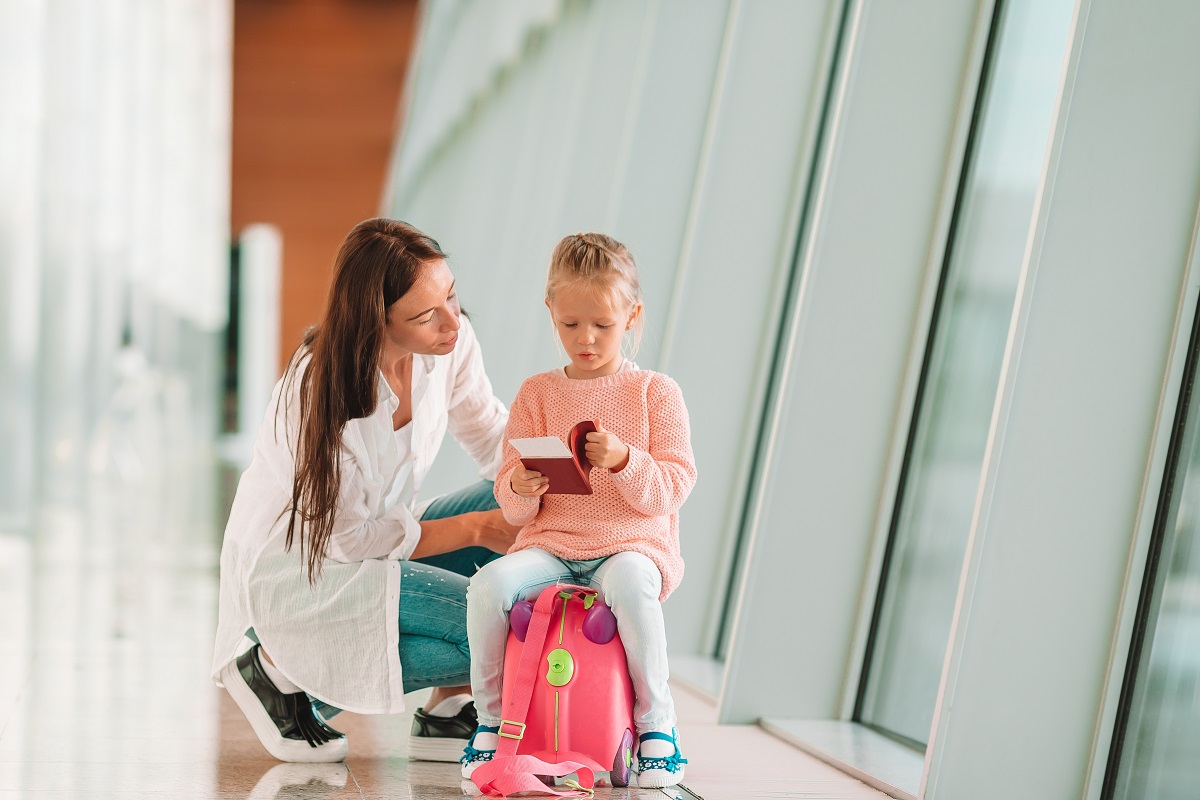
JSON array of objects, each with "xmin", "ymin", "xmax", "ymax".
[{"xmin": 611, "ymin": 728, "xmax": 635, "ymax": 787}]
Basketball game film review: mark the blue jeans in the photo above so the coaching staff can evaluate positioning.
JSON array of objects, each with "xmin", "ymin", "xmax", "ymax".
[
  {"xmin": 400, "ymin": 479, "xmax": 503, "ymax": 692},
  {"xmin": 310, "ymin": 479, "xmax": 501, "ymax": 719}
]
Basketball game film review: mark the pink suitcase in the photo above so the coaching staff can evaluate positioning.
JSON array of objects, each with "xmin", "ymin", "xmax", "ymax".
[{"xmin": 496, "ymin": 584, "xmax": 636, "ymax": 788}]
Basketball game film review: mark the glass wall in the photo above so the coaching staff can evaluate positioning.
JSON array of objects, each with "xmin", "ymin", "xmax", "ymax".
[
  {"xmin": 389, "ymin": 0, "xmax": 844, "ymax": 657},
  {"xmin": 856, "ymin": 0, "xmax": 1075, "ymax": 746},
  {"xmin": 1110, "ymin": 303, "xmax": 1200, "ymax": 799},
  {"xmin": 0, "ymin": 0, "xmax": 231, "ymax": 539},
  {"xmin": 393, "ymin": 0, "xmax": 1200, "ymax": 795}
]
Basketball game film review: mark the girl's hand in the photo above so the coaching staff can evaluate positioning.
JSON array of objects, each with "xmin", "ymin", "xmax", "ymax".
[
  {"xmin": 511, "ymin": 465, "xmax": 549, "ymax": 498},
  {"xmin": 585, "ymin": 421, "xmax": 630, "ymax": 471}
]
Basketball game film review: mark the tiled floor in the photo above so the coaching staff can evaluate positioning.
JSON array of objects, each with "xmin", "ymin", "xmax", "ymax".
[{"xmin": 0, "ymin": 450, "xmax": 890, "ymax": 799}]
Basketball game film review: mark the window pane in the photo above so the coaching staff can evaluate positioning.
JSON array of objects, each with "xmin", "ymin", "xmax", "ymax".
[
  {"xmin": 1113, "ymin": 321, "xmax": 1200, "ymax": 798},
  {"xmin": 857, "ymin": 0, "xmax": 1075, "ymax": 745}
]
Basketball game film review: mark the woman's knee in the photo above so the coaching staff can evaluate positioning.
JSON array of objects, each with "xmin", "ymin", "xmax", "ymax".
[{"xmin": 399, "ymin": 635, "xmax": 471, "ymax": 691}]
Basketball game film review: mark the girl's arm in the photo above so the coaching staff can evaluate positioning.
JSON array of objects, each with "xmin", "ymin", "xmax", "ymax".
[
  {"xmin": 446, "ymin": 316, "xmax": 509, "ymax": 478},
  {"xmin": 608, "ymin": 376, "xmax": 697, "ymax": 517},
  {"xmin": 493, "ymin": 383, "xmax": 543, "ymax": 527}
]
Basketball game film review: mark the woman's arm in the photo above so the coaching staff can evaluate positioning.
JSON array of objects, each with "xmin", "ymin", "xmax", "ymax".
[
  {"xmin": 262, "ymin": 367, "xmax": 422, "ymax": 564},
  {"xmin": 324, "ymin": 452, "xmax": 423, "ymax": 562},
  {"xmin": 323, "ymin": 458, "xmax": 518, "ymax": 562},
  {"xmin": 608, "ymin": 376, "xmax": 697, "ymax": 517},
  {"xmin": 445, "ymin": 317, "xmax": 509, "ymax": 478},
  {"xmin": 409, "ymin": 510, "xmax": 519, "ymax": 559}
]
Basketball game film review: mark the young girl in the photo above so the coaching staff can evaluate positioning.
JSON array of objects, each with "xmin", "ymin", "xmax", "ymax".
[{"xmin": 460, "ymin": 233, "xmax": 697, "ymax": 789}]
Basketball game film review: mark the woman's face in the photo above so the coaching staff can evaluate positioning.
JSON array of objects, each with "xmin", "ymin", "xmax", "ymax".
[{"xmin": 382, "ymin": 258, "xmax": 462, "ymax": 358}]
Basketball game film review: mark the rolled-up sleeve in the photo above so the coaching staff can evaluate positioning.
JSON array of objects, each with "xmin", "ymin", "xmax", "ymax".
[
  {"xmin": 323, "ymin": 452, "xmax": 423, "ymax": 563},
  {"xmin": 446, "ymin": 318, "xmax": 509, "ymax": 479}
]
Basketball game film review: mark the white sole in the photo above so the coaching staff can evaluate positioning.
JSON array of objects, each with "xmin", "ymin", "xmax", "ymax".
[
  {"xmin": 637, "ymin": 767, "xmax": 685, "ymax": 788},
  {"xmin": 220, "ymin": 660, "xmax": 348, "ymax": 763},
  {"xmin": 408, "ymin": 734, "xmax": 470, "ymax": 762}
]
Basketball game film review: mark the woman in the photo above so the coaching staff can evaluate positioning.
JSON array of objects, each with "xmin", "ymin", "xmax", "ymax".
[{"xmin": 211, "ymin": 218, "xmax": 520, "ymax": 763}]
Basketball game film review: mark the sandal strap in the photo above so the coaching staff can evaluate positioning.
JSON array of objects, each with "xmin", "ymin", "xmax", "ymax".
[
  {"xmin": 637, "ymin": 728, "xmax": 686, "ymax": 771},
  {"xmin": 460, "ymin": 724, "xmax": 500, "ymax": 766},
  {"xmin": 460, "ymin": 746, "xmax": 495, "ymax": 766},
  {"xmin": 466, "ymin": 724, "xmax": 499, "ymax": 747},
  {"xmin": 638, "ymin": 753, "xmax": 688, "ymax": 771}
]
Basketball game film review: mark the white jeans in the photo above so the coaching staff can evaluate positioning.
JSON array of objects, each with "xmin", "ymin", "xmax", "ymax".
[{"xmin": 466, "ymin": 547, "xmax": 676, "ymax": 733}]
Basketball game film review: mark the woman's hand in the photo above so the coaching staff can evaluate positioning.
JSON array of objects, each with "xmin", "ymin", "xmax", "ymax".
[
  {"xmin": 412, "ymin": 509, "xmax": 520, "ymax": 559},
  {"xmin": 511, "ymin": 465, "xmax": 549, "ymax": 498},
  {"xmin": 585, "ymin": 421, "xmax": 630, "ymax": 471},
  {"xmin": 472, "ymin": 509, "xmax": 521, "ymax": 554}
]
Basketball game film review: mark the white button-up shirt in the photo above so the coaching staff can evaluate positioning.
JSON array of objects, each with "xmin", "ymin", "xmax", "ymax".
[{"xmin": 211, "ymin": 317, "xmax": 507, "ymax": 714}]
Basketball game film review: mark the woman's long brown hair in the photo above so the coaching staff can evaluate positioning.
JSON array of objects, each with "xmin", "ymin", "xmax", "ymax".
[{"xmin": 279, "ymin": 218, "xmax": 446, "ymax": 584}]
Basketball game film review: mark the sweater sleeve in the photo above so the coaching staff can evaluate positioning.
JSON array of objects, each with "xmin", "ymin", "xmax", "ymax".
[
  {"xmin": 493, "ymin": 380, "xmax": 542, "ymax": 526},
  {"xmin": 609, "ymin": 375, "xmax": 697, "ymax": 517}
]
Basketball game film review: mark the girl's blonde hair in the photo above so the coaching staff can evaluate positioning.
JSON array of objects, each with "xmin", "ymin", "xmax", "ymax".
[{"xmin": 545, "ymin": 232, "xmax": 644, "ymax": 357}]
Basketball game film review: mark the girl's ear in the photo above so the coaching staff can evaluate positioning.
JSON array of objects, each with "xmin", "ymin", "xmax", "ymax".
[{"xmin": 626, "ymin": 303, "xmax": 643, "ymax": 330}]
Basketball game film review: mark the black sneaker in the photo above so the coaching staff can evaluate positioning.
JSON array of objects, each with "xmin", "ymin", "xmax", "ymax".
[
  {"xmin": 408, "ymin": 699, "xmax": 478, "ymax": 762},
  {"xmin": 220, "ymin": 645, "xmax": 348, "ymax": 763}
]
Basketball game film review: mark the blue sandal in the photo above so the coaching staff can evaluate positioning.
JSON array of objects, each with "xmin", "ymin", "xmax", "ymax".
[
  {"xmin": 637, "ymin": 728, "xmax": 687, "ymax": 788},
  {"xmin": 459, "ymin": 724, "xmax": 499, "ymax": 779}
]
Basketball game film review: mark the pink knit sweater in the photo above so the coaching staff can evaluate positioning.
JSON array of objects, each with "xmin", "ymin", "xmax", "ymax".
[{"xmin": 494, "ymin": 368, "xmax": 697, "ymax": 600}]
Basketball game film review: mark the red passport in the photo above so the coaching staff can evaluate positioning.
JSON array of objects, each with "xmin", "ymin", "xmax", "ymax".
[{"xmin": 508, "ymin": 420, "xmax": 598, "ymax": 495}]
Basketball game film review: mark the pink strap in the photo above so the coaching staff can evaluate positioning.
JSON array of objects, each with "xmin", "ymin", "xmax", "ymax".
[
  {"xmin": 495, "ymin": 586, "xmax": 570, "ymax": 758},
  {"xmin": 471, "ymin": 755, "xmax": 594, "ymax": 798}
]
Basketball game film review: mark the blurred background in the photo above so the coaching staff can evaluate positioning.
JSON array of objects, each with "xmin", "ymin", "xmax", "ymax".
[{"xmin": 2, "ymin": 1, "xmax": 1200, "ymax": 799}]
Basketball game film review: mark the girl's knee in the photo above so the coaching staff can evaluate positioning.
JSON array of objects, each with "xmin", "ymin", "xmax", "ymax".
[
  {"xmin": 599, "ymin": 552, "xmax": 662, "ymax": 601},
  {"xmin": 467, "ymin": 556, "xmax": 541, "ymax": 610},
  {"xmin": 466, "ymin": 560, "xmax": 512, "ymax": 610},
  {"xmin": 468, "ymin": 549, "xmax": 568, "ymax": 610}
]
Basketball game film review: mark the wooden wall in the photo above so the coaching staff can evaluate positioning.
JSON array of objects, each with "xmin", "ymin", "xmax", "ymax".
[{"xmin": 231, "ymin": 0, "xmax": 420, "ymax": 372}]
